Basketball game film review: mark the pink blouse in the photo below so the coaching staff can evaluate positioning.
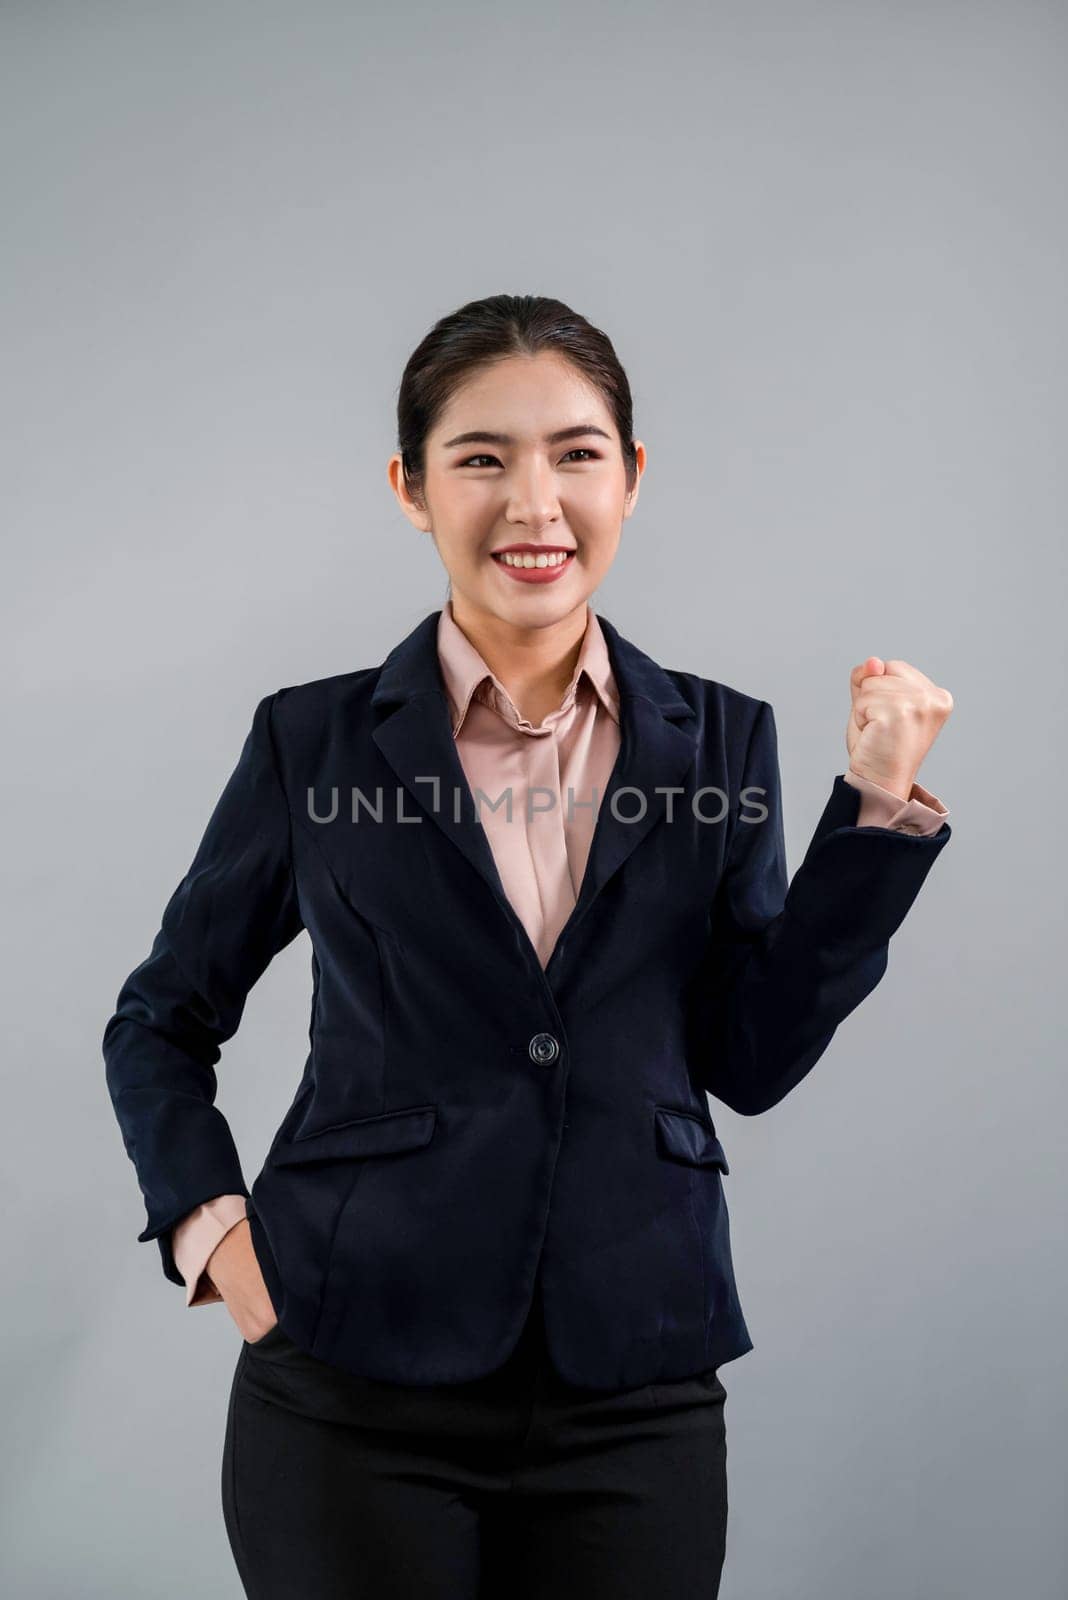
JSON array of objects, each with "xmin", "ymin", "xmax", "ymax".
[{"xmin": 172, "ymin": 601, "xmax": 950, "ymax": 1306}]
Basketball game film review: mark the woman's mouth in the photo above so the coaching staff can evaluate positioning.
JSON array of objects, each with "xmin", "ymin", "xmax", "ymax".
[{"xmin": 490, "ymin": 548, "xmax": 576, "ymax": 584}]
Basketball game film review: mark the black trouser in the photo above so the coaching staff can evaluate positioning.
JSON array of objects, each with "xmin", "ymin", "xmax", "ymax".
[{"xmin": 221, "ymin": 1291, "xmax": 728, "ymax": 1599}]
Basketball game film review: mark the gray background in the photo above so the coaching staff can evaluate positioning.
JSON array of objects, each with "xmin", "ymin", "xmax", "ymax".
[{"xmin": 3, "ymin": 2, "xmax": 1064, "ymax": 1595}]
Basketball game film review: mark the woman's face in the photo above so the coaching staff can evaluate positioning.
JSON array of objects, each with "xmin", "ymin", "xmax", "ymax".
[{"xmin": 389, "ymin": 351, "xmax": 645, "ymax": 633}]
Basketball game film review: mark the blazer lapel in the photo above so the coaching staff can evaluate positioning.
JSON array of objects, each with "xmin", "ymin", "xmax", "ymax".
[
  {"xmin": 371, "ymin": 683, "xmax": 513, "ymax": 908},
  {"xmin": 563, "ymin": 613, "xmax": 698, "ymax": 935},
  {"xmin": 370, "ymin": 609, "xmax": 699, "ymax": 969}
]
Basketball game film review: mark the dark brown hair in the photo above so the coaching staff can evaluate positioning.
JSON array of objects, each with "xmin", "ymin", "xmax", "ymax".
[{"xmin": 396, "ymin": 294, "xmax": 638, "ymax": 512}]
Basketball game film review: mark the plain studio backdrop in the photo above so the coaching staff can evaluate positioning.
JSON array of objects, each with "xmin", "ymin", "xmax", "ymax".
[{"xmin": 2, "ymin": 3, "xmax": 1064, "ymax": 1596}]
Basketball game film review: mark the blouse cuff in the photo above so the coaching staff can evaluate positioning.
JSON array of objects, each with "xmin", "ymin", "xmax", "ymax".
[
  {"xmin": 842, "ymin": 769, "xmax": 949, "ymax": 836},
  {"xmin": 171, "ymin": 1194, "xmax": 250, "ymax": 1308}
]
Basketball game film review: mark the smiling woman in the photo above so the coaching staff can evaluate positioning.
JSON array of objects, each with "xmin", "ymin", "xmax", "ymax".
[
  {"xmin": 104, "ymin": 292, "xmax": 953, "ymax": 1600},
  {"xmin": 385, "ymin": 296, "xmax": 646, "ymax": 693}
]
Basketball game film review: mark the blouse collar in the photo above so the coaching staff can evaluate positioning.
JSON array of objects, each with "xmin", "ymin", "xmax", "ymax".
[{"xmin": 436, "ymin": 597, "xmax": 621, "ymax": 737}]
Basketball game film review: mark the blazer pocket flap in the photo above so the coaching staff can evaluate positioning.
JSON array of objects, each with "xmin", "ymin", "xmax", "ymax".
[
  {"xmin": 270, "ymin": 1103, "xmax": 438, "ymax": 1166},
  {"xmin": 654, "ymin": 1105, "xmax": 729, "ymax": 1173}
]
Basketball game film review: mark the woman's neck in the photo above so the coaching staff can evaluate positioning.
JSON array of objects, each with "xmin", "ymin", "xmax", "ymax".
[{"xmin": 447, "ymin": 595, "xmax": 590, "ymax": 726}]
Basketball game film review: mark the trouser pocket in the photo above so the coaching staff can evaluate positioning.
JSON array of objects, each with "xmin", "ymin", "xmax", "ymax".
[{"xmin": 245, "ymin": 1321, "xmax": 290, "ymax": 1354}]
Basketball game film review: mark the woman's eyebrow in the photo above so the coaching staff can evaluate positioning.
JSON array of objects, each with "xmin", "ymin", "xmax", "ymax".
[{"xmin": 440, "ymin": 424, "xmax": 613, "ymax": 449}]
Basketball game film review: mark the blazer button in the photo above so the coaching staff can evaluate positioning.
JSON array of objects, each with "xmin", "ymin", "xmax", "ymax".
[{"xmin": 528, "ymin": 1032, "xmax": 560, "ymax": 1065}]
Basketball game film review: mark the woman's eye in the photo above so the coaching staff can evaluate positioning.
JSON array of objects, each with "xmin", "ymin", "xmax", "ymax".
[{"xmin": 458, "ymin": 449, "xmax": 598, "ymax": 468}]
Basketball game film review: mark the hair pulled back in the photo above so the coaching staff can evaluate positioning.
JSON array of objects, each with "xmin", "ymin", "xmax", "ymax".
[{"xmin": 396, "ymin": 294, "xmax": 638, "ymax": 513}]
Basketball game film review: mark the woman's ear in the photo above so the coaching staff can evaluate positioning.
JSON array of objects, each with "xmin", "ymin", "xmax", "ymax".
[{"xmin": 387, "ymin": 452, "xmax": 433, "ymax": 533}]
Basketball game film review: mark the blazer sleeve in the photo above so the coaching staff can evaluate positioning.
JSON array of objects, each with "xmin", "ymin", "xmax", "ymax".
[
  {"xmin": 102, "ymin": 691, "xmax": 305, "ymax": 1287},
  {"xmin": 686, "ymin": 698, "xmax": 951, "ymax": 1116}
]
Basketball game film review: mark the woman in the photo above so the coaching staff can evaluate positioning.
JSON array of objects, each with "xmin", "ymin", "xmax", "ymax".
[{"xmin": 103, "ymin": 294, "xmax": 954, "ymax": 1598}]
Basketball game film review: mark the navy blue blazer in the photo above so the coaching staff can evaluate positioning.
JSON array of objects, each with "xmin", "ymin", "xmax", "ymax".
[{"xmin": 103, "ymin": 608, "xmax": 951, "ymax": 1390}]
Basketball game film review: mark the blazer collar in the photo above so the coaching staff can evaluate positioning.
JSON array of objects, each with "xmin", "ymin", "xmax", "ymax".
[
  {"xmin": 371, "ymin": 605, "xmax": 693, "ymax": 723},
  {"xmin": 369, "ymin": 607, "xmax": 698, "ymax": 984}
]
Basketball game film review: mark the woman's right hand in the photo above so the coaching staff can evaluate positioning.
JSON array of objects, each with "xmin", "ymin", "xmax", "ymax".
[{"xmin": 205, "ymin": 1219, "xmax": 279, "ymax": 1343}]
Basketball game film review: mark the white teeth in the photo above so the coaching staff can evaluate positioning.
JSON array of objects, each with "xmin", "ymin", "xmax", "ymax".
[{"xmin": 497, "ymin": 550, "xmax": 572, "ymax": 568}]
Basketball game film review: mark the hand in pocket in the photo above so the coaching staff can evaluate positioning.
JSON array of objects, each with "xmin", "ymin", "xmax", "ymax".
[{"xmin": 206, "ymin": 1219, "xmax": 279, "ymax": 1343}]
